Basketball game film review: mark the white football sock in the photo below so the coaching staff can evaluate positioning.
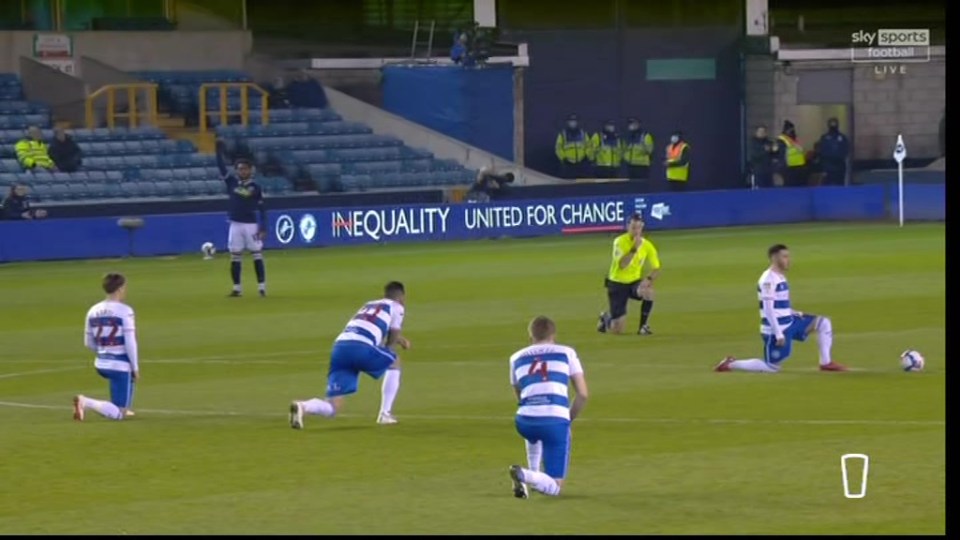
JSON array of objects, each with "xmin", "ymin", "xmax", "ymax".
[
  {"xmin": 520, "ymin": 468, "xmax": 561, "ymax": 496},
  {"xmin": 380, "ymin": 369, "xmax": 401, "ymax": 415},
  {"xmin": 526, "ymin": 440, "xmax": 543, "ymax": 471},
  {"xmin": 258, "ymin": 283, "xmax": 266, "ymax": 292},
  {"xmin": 302, "ymin": 398, "xmax": 335, "ymax": 417},
  {"xmin": 81, "ymin": 396, "xmax": 123, "ymax": 420},
  {"xmin": 817, "ymin": 317, "xmax": 833, "ymax": 366},
  {"xmin": 730, "ymin": 359, "xmax": 779, "ymax": 373}
]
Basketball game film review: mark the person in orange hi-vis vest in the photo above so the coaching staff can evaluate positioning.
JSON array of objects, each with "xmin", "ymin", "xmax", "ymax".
[{"xmin": 663, "ymin": 131, "xmax": 690, "ymax": 191}]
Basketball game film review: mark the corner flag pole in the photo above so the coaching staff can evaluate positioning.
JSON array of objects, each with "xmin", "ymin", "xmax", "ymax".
[{"xmin": 893, "ymin": 134, "xmax": 907, "ymax": 228}]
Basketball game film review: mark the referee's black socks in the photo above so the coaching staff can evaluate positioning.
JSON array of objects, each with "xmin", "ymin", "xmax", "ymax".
[{"xmin": 640, "ymin": 300, "xmax": 654, "ymax": 328}]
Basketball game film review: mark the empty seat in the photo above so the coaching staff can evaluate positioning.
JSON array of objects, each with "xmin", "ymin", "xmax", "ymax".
[
  {"xmin": 186, "ymin": 180, "xmax": 208, "ymax": 196},
  {"xmin": 204, "ymin": 179, "xmax": 222, "ymax": 195},
  {"xmin": 338, "ymin": 174, "xmax": 371, "ymax": 192},
  {"xmin": 362, "ymin": 160, "xmax": 403, "ymax": 174},
  {"xmin": 86, "ymin": 171, "xmax": 107, "ymax": 182},
  {"xmin": 48, "ymin": 184, "xmax": 71, "ymax": 200}
]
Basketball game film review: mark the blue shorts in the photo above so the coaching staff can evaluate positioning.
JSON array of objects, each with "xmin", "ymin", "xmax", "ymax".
[
  {"xmin": 515, "ymin": 416, "xmax": 572, "ymax": 480},
  {"xmin": 763, "ymin": 314, "xmax": 818, "ymax": 365},
  {"xmin": 96, "ymin": 369, "xmax": 134, "ymax": 408},
  {"xmin": 326, "ymin": 340, "xmax": 398, "ymax": 398}
]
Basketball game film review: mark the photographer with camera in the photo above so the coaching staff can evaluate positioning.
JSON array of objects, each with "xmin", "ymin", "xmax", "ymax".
[{"xmin": 466, "ymin": 166, "xmax": 514, "ymax": 202}]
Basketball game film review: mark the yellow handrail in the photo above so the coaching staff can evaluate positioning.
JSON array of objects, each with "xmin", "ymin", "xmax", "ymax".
[
  {"xmin": 198, "ymin": 82, "xmax": 270, "ymax": 133},
  {"xmin": 85, "ymin": 83, "xmax": 159, "ymax": 130}
]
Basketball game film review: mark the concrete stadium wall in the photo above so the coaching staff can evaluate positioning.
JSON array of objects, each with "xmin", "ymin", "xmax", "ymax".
[
  {"xmin": 0, "ymin": 31, "xmax": 253, "ymax": 75},
  {"xmin": 765, "ymin": 58, "xmax": 945, "ymax": 160},
  {"xmin": 322, "ymin": 84, "xmax": 561, "ymax": 186}
]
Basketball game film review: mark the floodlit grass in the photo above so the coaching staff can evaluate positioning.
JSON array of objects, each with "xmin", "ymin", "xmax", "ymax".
[{"xmin": 0, "ymin": 222, "xmax": 945, "ymax": 534}]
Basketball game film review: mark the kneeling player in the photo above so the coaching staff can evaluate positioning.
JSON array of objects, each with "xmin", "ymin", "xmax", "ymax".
[
  {"xmin": 74, "ymin": 273, "xmax": 140, "ymax": 421},
  {"xmin": 289, "ymin": 281, "xmax": 410, "ymax": 428},
  {"xmin": 715, "ymin": 244, "xmax": 847, "ymax": 373},
  {"xmin": 508, "ymin": 316, "xmax": 589, "ymax": 498}
]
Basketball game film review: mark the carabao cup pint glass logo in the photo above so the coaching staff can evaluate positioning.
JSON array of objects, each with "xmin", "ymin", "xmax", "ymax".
[{"xmin": 840, "ymin": 453, "xmax": 870, "ymax": 499}]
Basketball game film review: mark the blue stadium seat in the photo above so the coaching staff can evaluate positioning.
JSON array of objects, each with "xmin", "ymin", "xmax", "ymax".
[
  {"xmin": 31, "ymin": 183, "xmax": 52, "ymax": 200},
  {"xmin": 84, "ymin": 182, "xmax": 108, "ymax": 198},
  {"xmin": 154, "ymin": 169, "xmax": 174, "ymax": 181},
  {"xmin": 172, "ymin": 169, "xmax": 191, "ymax": 181},
  {"xmin": 48, "ymin": 183, "xmax": 71, "ymax": 201},
  {"xmin": 402, "ymin": 147, "xmax": 434, "ymax": 159},
  {"xmin": 184, "ymin": 180, "xmax": 206, "ymax": 196},
  {"xmin": 187, "ymin": 167, "xmax": 206, "ymax": 179},
  {"xmin": 402, "ymin": 159, "xmax": 433, "ymax": 172},
  {"xmin": 86, "ymin": 171, "xmax": 107, "ymax": 182},
  {"xmin": 339, "ymin": 174, "xmax": 371, "ymax": 192},
  {"xmin": 0, "ymin": 158, "xmax": 19, "ymax": 172},
  {"xmin": 31, "ymin": 170, "xmax": 54, "ymax": 183},
  {"xmin": 119, "ymin": 181, "xmax": 139, "ymax": 198},
  {"xmin": 105, "ymin": 171, "xmax": 124, "ymax": 183},
  {"xmin": 154, "ymin": 181, "xmax": 176, "ymax": 197},
  {"xmin": 0, "ymin": 172, "xmax": 17, "ymax": 185},
  {"xmin": 350, "ymin": 160, "xmax": 403, "ymax": 174},
  {"xmin": 204, "ymin": 179, "xmax": 222, "ymax": 195},
  {"xmin": 168, "ymin": 180, "xmax": 190, "ymax": 197}
]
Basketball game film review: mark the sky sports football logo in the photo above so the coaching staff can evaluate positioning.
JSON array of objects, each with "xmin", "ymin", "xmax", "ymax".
[{"xmin": 850, "ymin": 29, "xmax": 931, "ymax": 63}]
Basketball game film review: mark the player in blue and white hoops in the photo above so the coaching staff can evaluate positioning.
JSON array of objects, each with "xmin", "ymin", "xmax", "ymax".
[
  {"xmin": 508, "ymin": 316, "xmax": 589, "ymax": 499},
  {"xmin": 289, "ymin": 281, "xmax": 410, "ymax": 428},
  {"xmin": 73, "ymin": 273, "xmax": 140, "ymax": 421},
  {"xmin": 216, "ymin": 140, "xmax": 267, "ymax": 297},
  {"xmin": 715, "ymin": 244, "xmax": 848, "ymax": 373}
]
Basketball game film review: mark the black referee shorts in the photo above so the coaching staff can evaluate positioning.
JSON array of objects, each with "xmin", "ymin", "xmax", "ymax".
[{"xmin": 605, "ymin": 278, "xmax": 643, "ymax": 320}]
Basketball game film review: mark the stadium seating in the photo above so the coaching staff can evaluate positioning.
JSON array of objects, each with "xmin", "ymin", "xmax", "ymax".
[
  {"xmin": 2, "ymin": 70, "xmax": 475, "ymax": 201},
  {"xmin": 138, "ymin": 70, "xmax": 476, "ymax": 193}
]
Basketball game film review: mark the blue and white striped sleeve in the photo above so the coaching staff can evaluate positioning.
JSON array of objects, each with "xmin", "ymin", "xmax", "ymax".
[{"xmin": 123, "ymin": 310, "xmax": 139, "ymax": 373}]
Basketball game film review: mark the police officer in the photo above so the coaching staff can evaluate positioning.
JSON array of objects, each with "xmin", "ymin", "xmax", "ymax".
[
  {"xmin": 554, "ymin": 114, "xmax": 591, "ymax": 179},
  {"xmin": 621, "ymin": 118, "xmax": 654, "ymax": 181},
  {"xmin": 663, "ymin": 131, "xmax": 690, "ymax": 191},
  {"xmin": 777, "ymin": 120, "xmax": 806, "ymax": 187},
  {"xmin": 590, "ymin": 120, "xmax": 623, "ymax": 178},
  {"xmin": 817, "ymin": 118, "xmax": 849, "ymax": 186},
  {"xmin": 748, "ymin": 125, "xmax": 778, "ymax": 188}
]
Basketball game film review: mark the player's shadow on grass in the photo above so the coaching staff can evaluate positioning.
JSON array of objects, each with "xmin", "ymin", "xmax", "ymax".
[
  {"xmin": 295, "ymin": 424, "xmax": 372, "ymax": 433},
  {"xmin": 481, "ymin": 492, "xmax": 590, "ymax": 501}
]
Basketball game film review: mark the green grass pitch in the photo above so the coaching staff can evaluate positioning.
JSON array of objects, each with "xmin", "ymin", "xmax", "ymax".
[{"xmin": 0, "ymin": 222, "xmax": 944, "ymax": 534}]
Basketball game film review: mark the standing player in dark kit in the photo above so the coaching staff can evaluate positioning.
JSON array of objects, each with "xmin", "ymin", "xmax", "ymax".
[{"xmin": 216, "ymin": 140, "xmax": 267, "ymax": 297}]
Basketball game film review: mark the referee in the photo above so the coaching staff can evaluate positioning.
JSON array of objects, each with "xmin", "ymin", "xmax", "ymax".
[{"xmin": 597, "ymin": 214, "xmax": 661, "ymax": 335}]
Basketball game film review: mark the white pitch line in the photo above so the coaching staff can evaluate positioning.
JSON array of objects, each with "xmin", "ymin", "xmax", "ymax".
[
  {"xmin": 0, "ymin": 367, "xmax": 85, "ymax": 380},
  {"xmin": 0, "ymin": 400, "xmax": 944, "ymax": 427}
]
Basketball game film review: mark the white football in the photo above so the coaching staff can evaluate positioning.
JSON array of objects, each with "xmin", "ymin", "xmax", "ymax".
[
  {"xmin": 201, "ymin": 242, "xmax": 216, "ymax": 258},
  {"xmin": 900, "ymin": 350, "xmax": 925, "ymax": 372}
]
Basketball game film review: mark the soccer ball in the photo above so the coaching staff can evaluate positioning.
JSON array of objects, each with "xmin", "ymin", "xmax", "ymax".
[
  {"xmin": 201, "ymin": 242, "xmax": 216, "ymax": 259},
  {"xmin": 899, "ymin": 350, "xmax": 925, "ymax": 372}
]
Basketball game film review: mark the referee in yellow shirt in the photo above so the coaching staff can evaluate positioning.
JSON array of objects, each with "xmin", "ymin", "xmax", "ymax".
[{"xmin": 597, "ymin": 214, "xmax": 661, "ymax": 335}]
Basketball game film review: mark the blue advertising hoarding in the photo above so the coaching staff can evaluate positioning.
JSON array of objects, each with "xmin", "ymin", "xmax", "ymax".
[{"xmin": 0, "ymin": 184, "xmax": 943, "ymax": 263}]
